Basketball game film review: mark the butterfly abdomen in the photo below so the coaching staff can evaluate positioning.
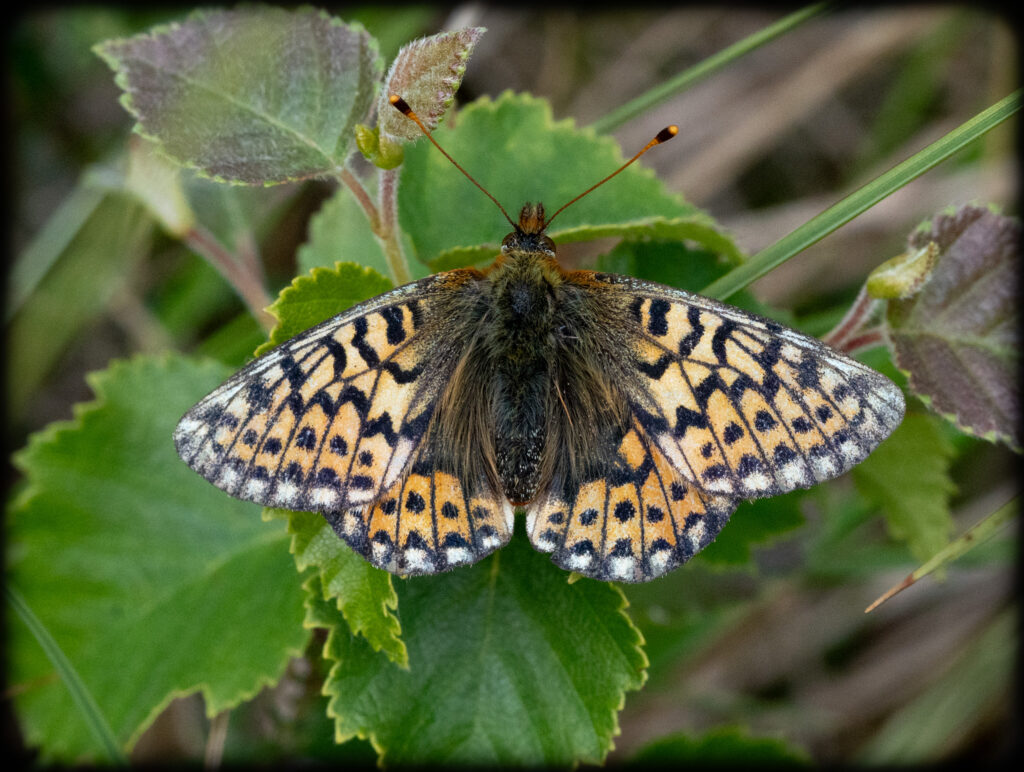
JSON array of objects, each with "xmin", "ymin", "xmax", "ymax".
[{"xmin": 484, "ymin": 250, "xmax": 564, "ymax": 504}]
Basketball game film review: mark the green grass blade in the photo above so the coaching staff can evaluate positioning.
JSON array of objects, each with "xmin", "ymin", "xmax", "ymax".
[
  {"xmin": 591, "ymin": 3, "xmax": 831, "ymax": 134},
  {"xmin": 5, "ymin": 184, "xmax": 106, "ymax": 322},
  {"xmin": 865, "ymin": 497, "xmax": 1017, "ymax": 613},
  {"xmin": 6, "ymin": 585, "xmax": 127, "ymax": 765},
  {"xmin": 701, "ymin": 89, "xmax": 1021, "ymax": 301}
]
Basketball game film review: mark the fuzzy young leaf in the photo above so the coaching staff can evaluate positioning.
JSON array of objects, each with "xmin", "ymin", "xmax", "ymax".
[
  {"xmin": 95, "ymin": 7, "xmax": 383, "ymax": 184},
  {"xmin": 7, "ymin": 356, "xmax": 308, "ymax": 761},
  {"xmin": 853, "ymin": 413, "xmax": 956, "ymax": 562},
  {"xmin": 306, "ymin": 535, "xmax": 646, "ymax": 766},
  {"xmin": 377, "ymin": 27, "xmax": 485, "ymax": 144},
  {"xmin": 886, "ymin": 205, "xmax": 1020, "ymax": 451},
  {"xmin": 397, "ymin": 93, "xmax": 741, "ymax": 268}
]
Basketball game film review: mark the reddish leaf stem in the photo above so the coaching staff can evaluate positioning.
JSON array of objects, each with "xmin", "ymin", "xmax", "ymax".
[
  {"xmin": 338, "ymin": 166, "xmax": 381, "ymax": 233},
  {"xmin": 822, "ymin": 284, "xmax": 880, "ymax": 351},
  {"xmin": 184, "ymin": 225, "xmax": 275, "ymax": 331},
  {"xmin": 377, "ymin": 167, "xmax": 412, "ymax": 286},
  {"xmin": 838, "ymin": 328, "xmax": 886, "ymax": 355}
]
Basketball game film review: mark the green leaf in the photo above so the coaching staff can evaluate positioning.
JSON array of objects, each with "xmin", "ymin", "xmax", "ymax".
[
  {"xmin": 125, "ymin": 135, "xmax": 195, "ymax": 236},
  {"xmin": 259, "ymin": 262, "xmax": 393, "ymax": 354},
  {"xmin": 397, "ymin": 92, "xmax": 741, "ymax": 269},
  {"xmin": 181, "ymin": 168, "xmax": 297, "ymax": 254},
  {"xmin": 852, "ymin": 413, "xmax": 956, "ymax": 562},
  {"xmin": 7, "ymin": 189, "xmax": 154, "ymax": 416},
  {"xmin": 886, "ymin": 205, "xmax": 1020, "ymax": 452},
  {"xmin": 7, "ymin": 355, "xmax": 308, "ymax": 761},
  {"xmin": 632, "ymin": 725, "xmax": 809, "ymax": 764},
  {"xmin": 5, "ymin": 586, "xmax": 125, "ymax": 765},
  {"xmin": 297, "ymin": 185, "xmax": 429, "ymax": 280},
  {"xmin": 95, "ymin": 7, "xmax": 383, "ymax": 184},
  {"xmin": 270, "ymin": 509, "xmax": 406, "ymax": 668},
  {"xmin": 299, "ymin": 186, "xmax": 389, "ymax": 277},
  {"xmin": 307, "ymin": 534, "xmax": 646, "ymax": 766}
]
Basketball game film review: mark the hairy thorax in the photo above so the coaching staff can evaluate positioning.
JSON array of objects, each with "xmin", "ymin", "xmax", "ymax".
[{"xmin": 431, "ymin": 203, "xmax": 634, "ymax": 508}]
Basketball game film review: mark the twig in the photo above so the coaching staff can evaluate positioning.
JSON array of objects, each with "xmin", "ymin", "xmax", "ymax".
[
  {"xmin": 822, "ymin": 285, "xmax": 878, "ymax": 349},
  {"xmin": 865, "ymin": 497, "xmax": 1017, "ymax": 613},
  {"xmin": 203, "ymin": 710, "xmax": 231, "ymax": 770},
  {"xmin": 377, "ymin": 167, "xmax": 413, "ymax": 286},
  {"xmin": 184, "ymin": 226, "xmax": 275, "ymax": 332},
  {"xmin": 339, "ymin": 166, "xmax": 381, "ymax": 233}
]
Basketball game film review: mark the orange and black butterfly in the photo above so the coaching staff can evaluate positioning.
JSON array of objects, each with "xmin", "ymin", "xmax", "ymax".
[{"xmin": 174, "ymin": 98, "xmax": 904, "ymax": 582}]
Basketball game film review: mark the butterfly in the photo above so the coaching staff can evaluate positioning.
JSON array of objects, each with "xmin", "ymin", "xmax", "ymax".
[{"xmin": 174, "ymin": 98, "xmax": 905, "ymax": 583}]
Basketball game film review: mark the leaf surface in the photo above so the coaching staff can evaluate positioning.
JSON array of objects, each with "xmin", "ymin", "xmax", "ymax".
[
  {"xmin": 8, "ymin": 355, "xmax": 308, "ymax": 761},
  {"xmin": 887, "ymin": 205, "xmax": 1020, "ymax": 451},
  {"xmin": 397, "ymin": 93, "xmax": 741, "ymax": 268},
  {"xmin": 853, "ymin": 413, "xmax": 956, "ymax": 562},
  {"xmin": 378, "ymin": 27, "xmax": 484, "ymax": 143},
  {"xmin": 307, "ymin": 534, "xmax": 647, "ymax": 766},
  {"xmin": 96, "ymin": 7, "xmax": 382, "ymax": 183}
]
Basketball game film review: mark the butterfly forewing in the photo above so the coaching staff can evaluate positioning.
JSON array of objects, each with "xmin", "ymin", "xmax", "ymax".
[
  {"xmin": 174, "ymin": 274, "xmax": 468, "ymax": 517},
  {"xmin": 596, "ymin": 275, "xmax": 905, "ymax": 500}
]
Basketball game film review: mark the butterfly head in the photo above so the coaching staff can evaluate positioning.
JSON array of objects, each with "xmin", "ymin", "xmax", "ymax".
[{"xmin": 501, "ymin": 202, "xmax": 556, "ymax": 257}]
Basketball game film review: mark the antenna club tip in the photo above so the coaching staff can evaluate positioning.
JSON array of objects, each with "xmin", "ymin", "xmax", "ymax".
[
  {"xmin": 657, "ymin": 125, "xmax": 679, "ymax": 143},
  {"xmin": 389, "ymin": 94, "xmax": 412, "ymax": 114}
]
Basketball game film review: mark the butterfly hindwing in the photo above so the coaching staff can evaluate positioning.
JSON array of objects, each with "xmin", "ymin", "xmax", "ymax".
[
  {"xmin": 589, "ymin": 274, "xmax": 905, "ymax": 500},
  {"xmin": 173, "ymin": 272, "xmax": 475, "ymax": 517},
  {"xmin": 324, "ymin": 440, "xmax": 513, "ymax": 576},
  {"xmin": 527, "ymin": 416, "xmax": 736, "ymax": 582}
]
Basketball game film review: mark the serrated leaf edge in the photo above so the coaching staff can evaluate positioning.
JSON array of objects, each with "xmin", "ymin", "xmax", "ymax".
[
  {"xmin": 892, "ymin": 365, "xmax": 1022, "ymax": 453},
  {"xmin": 273, "ymin": 508, "xmax": 408, "ymax": 668}
]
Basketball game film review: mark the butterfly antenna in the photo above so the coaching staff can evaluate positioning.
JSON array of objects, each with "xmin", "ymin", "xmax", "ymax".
[
  {"xmin": 389, "ymin": 95, "xmax": 516, "ymax": 229},
  {"xmin": 544, "ymin": 125, "xmax": 678, "ymax": 230}
]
